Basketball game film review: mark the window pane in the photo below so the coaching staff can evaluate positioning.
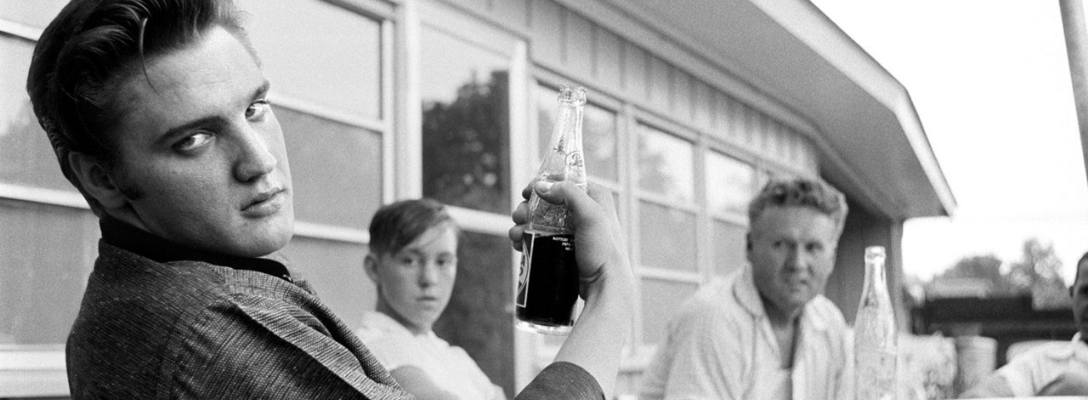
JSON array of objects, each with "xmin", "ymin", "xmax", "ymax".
[
  {"xmin": 706, "ymin": 151, "xmax": 755, "ymax": 216},
  {"xmin": 640, "ymin": 278, "xmax": 697, "ymax": 345},
  {"xmin": 421, "ymin": 25, "xmax": 510, "ymax": 214},
  {"xmin": 1, "ymin": 199, "xmax": 97, "ymax": 345},
  {"xmin": 433, "ymin": 231, "xmax": 514, "ymax": 396},
  {"xmin": 638, "ymin": 201, "xmax": 696, "ymax": 272},
  {"xmin": 0, "ymin": 37, "xmax": 76, "ymax": 193},
  {"xmin": 0, "ymin": 1, "xmax": 69, "ymax": 28},
  {"xmin": 236, "ymin": 0, "xmax": 382, "ymax": 119},
  {"xmin": 713, "ymin": 220, "xmax": 747, "ymax": 277},
  {"xmin": 638, "ymin": 124, "xmax": 694, "ymax": 202},
  {"xmin": 536, "ymin": 85, "xmax": 619, "ymax": 182},
  {"xmin": 281, "ymin": 236, "xmax": 370, "ymax": 329},
  {"xmin": 278, "ymin": 106, "xmax": 381, "ymax": 230}
]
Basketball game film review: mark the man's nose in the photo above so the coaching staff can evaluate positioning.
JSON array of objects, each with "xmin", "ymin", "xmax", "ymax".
[
  {"xmin": 233, "ymin": 124, "xmax": 278, "ymax": 182},
  {"xmin": 785, "ymin": 246, "xmax": 805, "ymax": 270}
]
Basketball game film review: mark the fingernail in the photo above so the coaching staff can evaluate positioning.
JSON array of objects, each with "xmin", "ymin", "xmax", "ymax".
[{"xmin": 536, "ymin": 180, "xmax": 553, "ymax": 193}]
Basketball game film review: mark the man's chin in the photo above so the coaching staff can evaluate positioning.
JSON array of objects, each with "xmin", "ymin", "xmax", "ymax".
[{"xmin": 222, "ymin": 227, "xmax": 293, "ymax": 257}]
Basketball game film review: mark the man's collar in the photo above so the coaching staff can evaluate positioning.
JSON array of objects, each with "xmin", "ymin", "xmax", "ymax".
[{"xmin": 100, "ymin": 215, "xmax": 293, "ymax": 282}]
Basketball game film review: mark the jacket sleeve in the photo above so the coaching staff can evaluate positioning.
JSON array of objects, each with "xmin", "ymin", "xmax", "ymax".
[{"xmin": 515, "ymin": 362, "xmax": 605, "ymax": 400}]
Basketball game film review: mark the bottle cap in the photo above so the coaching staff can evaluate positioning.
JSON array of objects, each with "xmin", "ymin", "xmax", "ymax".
[{"xmin": 558, "ymin": 85, "xmax": 587, "ymax": 105}]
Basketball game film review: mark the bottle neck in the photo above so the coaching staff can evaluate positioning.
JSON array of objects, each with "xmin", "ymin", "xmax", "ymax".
[
  {"xmin": 552, "ymin": 103, "xmax": 585, "ymax": 152},
  {"xmin": 863, "ymin": 260, "xmax": 889, "ymax": 297}
]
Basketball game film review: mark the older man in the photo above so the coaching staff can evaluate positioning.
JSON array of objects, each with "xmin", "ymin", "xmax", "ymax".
[
  {"xmin": 962, "ymin": 252, "xmax": 1088, "ymax": 398},
  {"xmin": 28, "ymin": 0, "xmax": 632, "ymax": 398},
  {"xmin": 639, "ymin": 178, "xmax": 853, "ymax": 400}
]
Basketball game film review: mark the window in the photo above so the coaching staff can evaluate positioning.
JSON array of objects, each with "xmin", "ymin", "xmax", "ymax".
[
  {"xmin": 1, "ymin": 11, "xmax": 100, "ymax": 398},
  {"xmin": 706, "ymin": 151, "xmax": 755, "ymax": 217},
  {"xmin": 636, "ymin": 123, "xmax": 697, "ymax": 273},
  {"xmin": 638, "ymin": 124, "xmax": 695, "ymax": 203},
  {"xmin": 420, "ymin": 22, "xmax": 511, "ymax": 214},
  {"xmin": 0, "ymin": 34, "xmax": 95, "ymax": 350},
  {"xmin": 236, "ymin": 0, "xmax": 383, "ymax": 119},
  {"xmin": 0, "ymin": 1, "xmax": 68, "ymax": 28}
]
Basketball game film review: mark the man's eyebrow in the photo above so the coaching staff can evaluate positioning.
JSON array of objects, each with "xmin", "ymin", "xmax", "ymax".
[
  {"xmin": 159, "ymin": 80, "xmax": 272, "ymax": 143},
  {"xmin": 253, "ymin": 80, "xmax": 270, "ymax": 100},
  {"xmin": 160, "ymin": 115, "xmax": 223, "ymax": 143}
]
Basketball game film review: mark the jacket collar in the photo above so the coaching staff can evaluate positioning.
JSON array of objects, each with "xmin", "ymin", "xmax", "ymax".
[{"xmin": 100, "ymin": 215, "xmax": 293, "ymax": 282}]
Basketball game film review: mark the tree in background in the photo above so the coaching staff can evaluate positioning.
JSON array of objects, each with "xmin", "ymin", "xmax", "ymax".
[
  {"xmin": 926, "ymin": 254, "xmax": 1009, "ymax": 297},
  {"xmin": 1006, "ymin": 238, "xmax": 1066, "ymax": 292},
  {"xmin": 926, "ymin": 238, "xmax": 1067, "ymax": 302}
]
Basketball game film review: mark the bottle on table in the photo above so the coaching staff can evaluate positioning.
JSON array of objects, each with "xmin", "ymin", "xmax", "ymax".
[
  {"xmin": 514, "ymin": 85, "xmax": 587, "ymax": 335},
  {"xmin": 855, "ymin": 246, "xmax": 898, "ymax": 400}
]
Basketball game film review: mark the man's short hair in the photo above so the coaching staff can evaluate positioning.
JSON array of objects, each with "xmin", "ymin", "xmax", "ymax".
[
  {"xmin": 26, "ymin": 0, "xmax": 248, "ymax": 214},
  {"xmin": 1074, "ymin": 250, "xmax": 1088, "ymax": 288},
  {"xmin": 748, "ymin": 177, "xmax": 848, "ymax": 235},
  {"xmin": 368, "ymin": 198, "xmax": 458, "ymax": 257}
]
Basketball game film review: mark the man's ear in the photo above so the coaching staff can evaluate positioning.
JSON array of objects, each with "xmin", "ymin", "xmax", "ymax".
[
  {"xmin": 364, "ymin": 254, "xmax": 380, "ymax": 284},
  {"xmin": 68, "ymin": 152, "xmax": 127, "ymax": 210}
]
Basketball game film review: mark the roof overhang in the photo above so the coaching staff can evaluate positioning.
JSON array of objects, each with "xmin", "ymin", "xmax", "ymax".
[{"xmin": 602, "ymin": 0, "xmax": 957, "ymax": 219}]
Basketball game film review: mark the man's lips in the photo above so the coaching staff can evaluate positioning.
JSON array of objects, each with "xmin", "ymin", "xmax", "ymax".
[{"xmin": 242, "ymin": 188, "xmax": 286, "ymax": 216}]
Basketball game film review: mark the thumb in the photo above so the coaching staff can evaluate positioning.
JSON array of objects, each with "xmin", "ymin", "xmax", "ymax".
[{"xmin": 533, "ymin": 180, "xmax": 597, "ymax": 221}]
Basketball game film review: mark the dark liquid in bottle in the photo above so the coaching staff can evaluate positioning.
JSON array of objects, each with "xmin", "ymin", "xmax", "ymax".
[{"xmin": 516, "ymin": 231, "xmax": 580, "ymax": 329}]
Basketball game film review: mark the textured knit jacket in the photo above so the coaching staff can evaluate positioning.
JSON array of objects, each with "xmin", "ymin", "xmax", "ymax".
[{"xmin": 66, "ymin": 219, "xmax": 603, "ymax": 399}]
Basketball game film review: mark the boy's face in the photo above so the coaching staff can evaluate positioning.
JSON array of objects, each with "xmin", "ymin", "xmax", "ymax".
[
  {"xmin": 107, "ymin": 26, "xmax": 293, "ymax": 257},
  {"xmin": 370, "ymin": 225, "xmax": 459, "ymax": 334}
]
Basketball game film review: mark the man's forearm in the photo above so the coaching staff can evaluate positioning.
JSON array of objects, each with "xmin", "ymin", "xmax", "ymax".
[{"xmin": 553, "ymin": 267, "xmax": 634, "ymax": 400}]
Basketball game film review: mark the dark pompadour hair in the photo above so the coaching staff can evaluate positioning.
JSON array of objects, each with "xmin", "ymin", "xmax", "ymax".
[
  {"xmin": 26, "ymin": 0, "xmax": 248, "ymax": 214},
  {"xmin": 368, "ymin": 198, "xmax": 458, "ymax": 257},
  {"xmin": 748, "ymin": 177, "xmax": 849, "ymax": 235}
]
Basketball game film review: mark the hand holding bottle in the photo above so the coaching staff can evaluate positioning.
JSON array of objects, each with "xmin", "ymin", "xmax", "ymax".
[{"xmin": 508, "ymin": 179, "xmax": 633, "ymax": 400}]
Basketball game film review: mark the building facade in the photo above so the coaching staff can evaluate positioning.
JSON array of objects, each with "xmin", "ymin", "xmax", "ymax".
[{"xmin": 0, "ymin": 0, "xmax": 954, "ymax": 397}]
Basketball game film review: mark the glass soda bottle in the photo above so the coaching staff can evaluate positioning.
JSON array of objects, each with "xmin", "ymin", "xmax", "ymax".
[
  {"xmin": 514, "ymin": 85, "xmax": 587, "ymax": 335},
  {"xmin": 855, "ymin": 246, "xmax": 898, "ymax": 400}
]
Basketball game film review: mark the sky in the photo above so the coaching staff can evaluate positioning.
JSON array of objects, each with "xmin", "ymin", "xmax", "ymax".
[{"xmin": 809, "ymin": 0, "xmax": 1088, "ymax": 283}]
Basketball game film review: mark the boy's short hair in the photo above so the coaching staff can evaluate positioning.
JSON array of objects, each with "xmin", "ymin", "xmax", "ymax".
[
  {"xmin": 26, "ymin": 0, "xmax": 249, "ymax": 214},
  {"xmin": 368, "ymin": 198, "xmax": 458, "ymax": 256},
  {"xmin": 748, "ymin": 177, "xmax": 849, "ymax": 235}
]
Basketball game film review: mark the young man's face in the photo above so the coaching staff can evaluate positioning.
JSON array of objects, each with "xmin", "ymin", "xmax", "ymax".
[
  {"xmin": 1073, "ymin": 259, "xmax": 1088, "ymax": 340},
  {"xmin": 368, "ymin": 224, "xmax": 458, "ymax": 334},
  {"xmin": 107, "ymin": 26, "xmax": 293, "ymax": 257},
  {"xmin": 747, "ymin": 206, "xmax": 839, "ymax": 319}
]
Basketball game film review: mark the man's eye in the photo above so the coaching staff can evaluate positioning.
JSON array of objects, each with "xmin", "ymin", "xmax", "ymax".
[
  {"xmin": 246, "ymin": 100, "xmax": 271, "ymax": 120},
  {"xmin": 174, "ymin": 132, "xmax": 213, "ymax": 152}
]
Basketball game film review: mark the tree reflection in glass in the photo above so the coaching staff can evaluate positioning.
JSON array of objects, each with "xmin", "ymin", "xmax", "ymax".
[{"xmin": 422, "ymin": 74, "xmax": 509, "ymax": 214}]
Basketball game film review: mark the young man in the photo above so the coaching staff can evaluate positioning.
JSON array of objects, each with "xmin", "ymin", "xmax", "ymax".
[
  {"xmin": 356, "ymin": 198, "xmax": 506, "ymax": 400},
  {"xmin": 961, "ymin": 252, "xmax": 1088, "ymax": 397},
  {"xmin": 27, "ymin": 1, "xmax": 631, "ymax": 398},
  {"xmin": 638, "ymin": 178, "xmax": 853, "ymax": 400}
]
